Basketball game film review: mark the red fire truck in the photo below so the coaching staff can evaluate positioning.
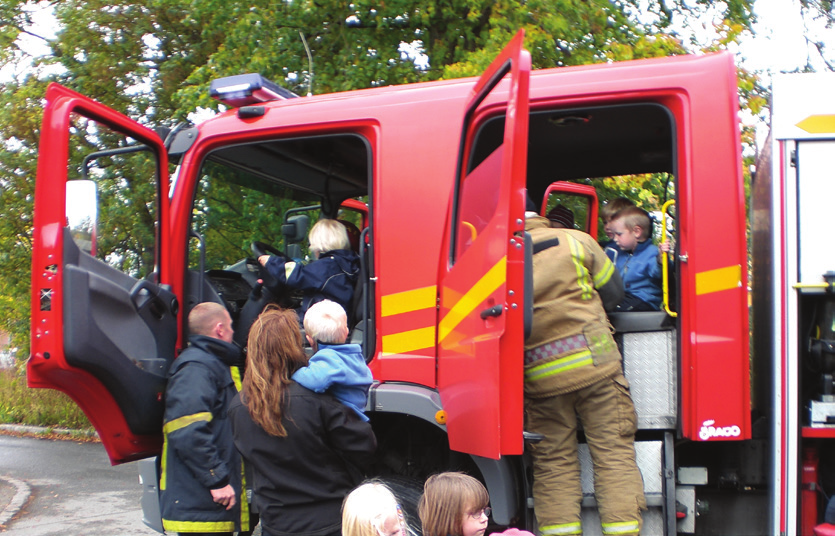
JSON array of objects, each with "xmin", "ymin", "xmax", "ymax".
[{"xmin": 28, "ymin": 31, "xmax": 828, "ymax": 534}]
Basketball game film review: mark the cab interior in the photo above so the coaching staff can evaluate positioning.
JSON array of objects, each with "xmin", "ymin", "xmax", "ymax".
[
  {"xmin": 472, "ymin": 101, "xmax": 678, "ymax": 329},
  {"xmin": 182, "ymin": 133, "xmax": 373, "ymax": 353}
]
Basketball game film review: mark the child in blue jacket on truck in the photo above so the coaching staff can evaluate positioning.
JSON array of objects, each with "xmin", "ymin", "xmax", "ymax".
[
  {"xmin": 292, "ymin": 299, "xmax": 373, "ymax": 421},
  {"xmin": 609, "ymin": 205, "xmax": 671, "ymax": 312}
]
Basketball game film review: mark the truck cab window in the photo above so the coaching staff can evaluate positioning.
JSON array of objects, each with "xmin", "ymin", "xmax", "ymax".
[
  {"xmin": 186, "ymin": 133, "xmax": 371, "ymax": 343},
  {"xmin": 66, "ymin": 114, "xmax": 162, "ymax": 280}
]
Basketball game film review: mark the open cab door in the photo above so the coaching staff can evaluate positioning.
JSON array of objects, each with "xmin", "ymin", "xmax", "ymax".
[
  {"xmin": 437, "ymin": 31, "xmax": 531, "ymax": 460},
  {"xmin": 28, "ymin": 84, "xmax": 176, "ymax": 464}
]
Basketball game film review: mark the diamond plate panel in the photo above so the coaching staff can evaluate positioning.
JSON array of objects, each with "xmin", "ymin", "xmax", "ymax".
[
  {"xmin": 622, "ymin": 331, "xmax": 677, "ymax": 429},
  {"xmin": 579, "ymin": 441, "xmax": 663, "ymax": 496}
]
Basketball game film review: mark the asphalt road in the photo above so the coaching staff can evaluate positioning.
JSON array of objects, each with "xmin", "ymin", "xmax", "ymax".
[{"xmin": 0, "ymin": 433, "xmax": 160, "ymax": 535}]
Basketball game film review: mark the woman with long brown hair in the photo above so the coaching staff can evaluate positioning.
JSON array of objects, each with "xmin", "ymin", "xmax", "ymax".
[{"xmin": 228, "ymin": 306, "xmax": 376, "ymax": 536}]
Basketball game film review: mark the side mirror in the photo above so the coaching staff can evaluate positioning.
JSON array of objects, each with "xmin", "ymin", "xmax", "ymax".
[{"xmin": 66, "ymin": 180, "xmax": 98, "ymax": 255}]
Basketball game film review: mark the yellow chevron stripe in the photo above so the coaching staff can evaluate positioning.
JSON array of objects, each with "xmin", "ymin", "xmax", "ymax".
[
  {"xmin": 696, "ymin": 265, "xmax": 742, "ymax": 296},
  {"xmin": 796, "ymin": 114, "xmax": 835, "ymax": 134},
  {"xmin": 382, "ymin": 326, "xmax": 436, "ymax": 355},
  {"xmin": 381, "ymin": 285, "xmax": 437, "ymax": 317},
  {"xmin": 438, "ymin": 257, "xmax": 506, "ymax": 343},
  {"xmin": 594, "ymin": 257, "xmax": 615, "ymax": 288}
]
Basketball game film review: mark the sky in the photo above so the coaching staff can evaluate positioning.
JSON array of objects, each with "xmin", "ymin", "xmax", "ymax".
[
  {"xmin": 741, "ymin": 0, "xmax": 819, "ymax": 74},
  {"xmin": 0, "ymin": 2, "xmax": 55, "ymax": 82}
]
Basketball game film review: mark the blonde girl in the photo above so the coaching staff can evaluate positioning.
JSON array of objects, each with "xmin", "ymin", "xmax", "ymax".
[{"xmin": 342, "ymin": 481, "xmax": 406, "ymax": 536}]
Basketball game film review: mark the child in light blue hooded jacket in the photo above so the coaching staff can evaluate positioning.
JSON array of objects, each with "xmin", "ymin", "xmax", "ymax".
[{"xmin": 292, "ymin": 299, "xmax": 373, "ymax": 421}]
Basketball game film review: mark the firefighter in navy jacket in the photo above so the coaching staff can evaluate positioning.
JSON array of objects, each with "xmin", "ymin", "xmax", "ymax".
[
  {"xmin": 523, "ymin": 208, "xmax": 646, "ymax": 536},
  {"xmin": 258, "ymin": 218, "xmax": 360, "ymax": 321},
  {"xmin": 161, "ymin": 302, "xmax": 249, "ymax": 535}
]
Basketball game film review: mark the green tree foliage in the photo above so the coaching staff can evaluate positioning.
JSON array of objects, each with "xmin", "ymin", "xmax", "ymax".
[
  {"xmin": 0, "ymin": 70, "xmax": 46, "ymax": 361},
  {"xmin": 799, "ymin": 0, "xmax": 835, "ymax": 71},
  {"xmin": 1, "ymin": 0, "xmax": 757, "ymax": 366},
  {"xmin": 191, "ymin": 162, "xmax": 317, "ymax": 270}
]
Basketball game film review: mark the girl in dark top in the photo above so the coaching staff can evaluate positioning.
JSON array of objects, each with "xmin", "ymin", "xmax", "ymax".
[{"xmin": 228, "ymin": 306, "xmax": 377, "ymax": 536}]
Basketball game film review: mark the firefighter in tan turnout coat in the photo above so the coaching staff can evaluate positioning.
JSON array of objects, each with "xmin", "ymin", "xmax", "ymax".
[{"xmin": 524, "ymin": 206, "xmax": 646, "ymax": 536}]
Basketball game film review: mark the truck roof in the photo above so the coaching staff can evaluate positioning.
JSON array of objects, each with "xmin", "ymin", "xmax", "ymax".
[{"xmin": 202, "ymin": 51, "xmax": 734, "ymax": 125}]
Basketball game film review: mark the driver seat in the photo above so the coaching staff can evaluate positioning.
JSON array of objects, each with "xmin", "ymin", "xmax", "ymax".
[
  {"xmin": 339, "ymin": 219, "xmax": 361, "ymax": 254},
  {"xmin": 233, "ymin": 282, "xmax": 279, "ymax": 348}
]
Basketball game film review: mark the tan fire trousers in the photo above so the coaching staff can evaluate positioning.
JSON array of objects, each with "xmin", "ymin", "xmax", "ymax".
[{"xmin": 525, "ymin": 373, "xmax": 647, "ymax": 536}]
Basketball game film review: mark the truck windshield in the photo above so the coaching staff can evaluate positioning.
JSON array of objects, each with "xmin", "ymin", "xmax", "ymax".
[
  {"xmin": 191, "ymin": 159, "xmax": 321, "ymax": 270},
  {"xmin": 185, "ymin": 133, "xmax": 370, "ymax": 321},
  {"xmin": 191, "ymin": 133, "xmax": 370, "ymax": 272}
]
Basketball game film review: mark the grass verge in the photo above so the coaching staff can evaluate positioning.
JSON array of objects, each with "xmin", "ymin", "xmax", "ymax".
[{"xmin": 0, "ymin": 367, "xmax": 92, "ymax": 431}]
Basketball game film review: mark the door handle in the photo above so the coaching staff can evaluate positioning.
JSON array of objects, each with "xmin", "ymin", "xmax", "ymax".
[{"xmin": 480, "ymin": 304, "xmax": 504, "ymax": 319}]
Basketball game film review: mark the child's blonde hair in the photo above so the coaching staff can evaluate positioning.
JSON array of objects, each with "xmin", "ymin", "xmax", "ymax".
[
  {"xmin": 601, "ymin": 196, "xmax": 635, "ymax": 221},
  {"xmin": 613, "ymin": 205, "xmax": 653, "ymax": 240},
  {"xmin": 342, "ymin": 481, "xmax": 402, "ymax": 536},
  {"xmin": 419, "ymin": 472, "xmax": 489, "ymax": 536},
  {"xmin": 309, "ymin": 218, "xmax": 351, "ymax": 256},
  {"xmin": 303, "ymin": 299, "xmax": 348, "ymax": 344}
]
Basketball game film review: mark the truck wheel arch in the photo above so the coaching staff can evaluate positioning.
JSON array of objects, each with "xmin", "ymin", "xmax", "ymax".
[{"xmin": 369, "ymin": 383, "xmax": 522, "ymax": 526}]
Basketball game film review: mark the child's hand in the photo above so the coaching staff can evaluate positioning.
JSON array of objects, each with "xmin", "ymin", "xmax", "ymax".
[{"xmin": 658, "ymin": 241, "xmax": 674, "ymax": 265}]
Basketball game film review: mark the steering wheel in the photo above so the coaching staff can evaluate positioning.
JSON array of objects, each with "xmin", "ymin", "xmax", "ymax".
[
  {"xmin": 250, "ymin": 241, "xmax": 288, "ymax": 288},
  {"xmin": 251, "ymin": 241, "xmax": 288, "ymax": 261}
]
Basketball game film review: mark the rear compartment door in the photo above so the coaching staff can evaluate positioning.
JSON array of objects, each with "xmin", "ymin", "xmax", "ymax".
[
  {"xmin": 437, "ymin": 31, "xmax": 531, "ymax": 460},
  {"xmin": 28, "ymin": 83, "xmax": 175, "ymax": 464}
]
